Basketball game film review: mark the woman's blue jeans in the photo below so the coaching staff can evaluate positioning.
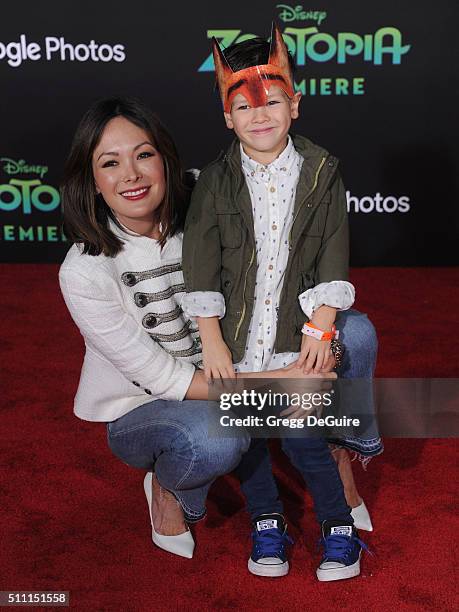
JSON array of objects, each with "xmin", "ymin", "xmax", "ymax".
[{"xmin": 106, "ymin": 399, "xmax": 250, "ymax": 522}]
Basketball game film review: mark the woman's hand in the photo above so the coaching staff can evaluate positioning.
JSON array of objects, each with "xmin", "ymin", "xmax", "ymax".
[
  {"xmin": 185, "ymin": 359, "xmax": 336, "ymax": 400},
  {"xmin": 202, "ymin": 338, "xmax": 235, "ymax": 381},
  {"xmin": 278, "ymin": 361, "xmax": 337, "ymax": 380},
  {"xmin": 278, "ymin": 363, "xmax": 336, "ymax": 420},
  {"xmin": 266, "ymin": 362, "xmax": 336, "ymax": 420}
]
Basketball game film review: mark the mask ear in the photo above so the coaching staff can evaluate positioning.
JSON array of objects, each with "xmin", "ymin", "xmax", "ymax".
[
  {"xmin": 212, "ymin": 37, "xmax": 234, "ymax": 109},
  {"xmin": 290, "ymin": 92, "xmax": 302, "ymax": 119},
  {"xmin": 268, "ymin": 22, "xmax": 291, "ymax": 76}
]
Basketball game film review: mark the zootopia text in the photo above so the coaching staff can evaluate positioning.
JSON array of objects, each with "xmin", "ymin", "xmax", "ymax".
[
  {"xmin": 0, "ymin": 179, "xmax": 60, "ymax": 214},
  {"xmin": 198, "ymin": 27, "xmax": 410, "ymax": 71}
]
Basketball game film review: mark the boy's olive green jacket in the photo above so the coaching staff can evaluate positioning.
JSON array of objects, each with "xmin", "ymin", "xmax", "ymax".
[{"xmin": 182, "ymin": 134, "xmax": 349, "ymax": 364}]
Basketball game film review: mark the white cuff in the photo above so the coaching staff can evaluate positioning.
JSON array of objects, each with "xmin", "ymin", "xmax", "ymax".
[
  {"xmin": 298, "ymin": 281, "xmax": 355, "ymax": 319},
  {"xmin": 181, "ymin": 291, "xmax": 226, "ymax": 320}
]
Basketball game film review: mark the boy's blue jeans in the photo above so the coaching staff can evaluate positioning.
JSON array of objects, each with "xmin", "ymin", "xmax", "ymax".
[
  {"xmin": 235, "ymin": 309, "xmax": 378, "ymax": 521},
  {"xmin": 107, "ymin": 399, "xmax": 250, "ymax": 522}
]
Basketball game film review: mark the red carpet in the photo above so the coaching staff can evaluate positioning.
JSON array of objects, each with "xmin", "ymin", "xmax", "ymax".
[{"xmin": 1, "ymin": 265, "xmax": 457, "ymax": 611}]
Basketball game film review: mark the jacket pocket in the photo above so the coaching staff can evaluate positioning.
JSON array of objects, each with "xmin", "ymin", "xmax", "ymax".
[
  {"xmin": 298, "ymin": 232, "xmax": 323, "ymax": 269},
  {"xmin": 304, "ymin": 192, "xmax": 330, "ymax": 237},
  {"xmin": 215, "ymin": 199, "xmax": 242, "ymax": 248}
]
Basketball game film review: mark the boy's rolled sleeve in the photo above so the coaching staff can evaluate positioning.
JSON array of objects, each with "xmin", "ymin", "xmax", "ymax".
[
  {"xmin": 182, "ymin": 174, "xmax": 223, "ymax": 293},
  {"xmin": 181, "ymin": 291, "xmax": 226, "ymax": 320},
  {"xmin": 298, "ymin": 280, "xmax": 355, "ymax": 319}
]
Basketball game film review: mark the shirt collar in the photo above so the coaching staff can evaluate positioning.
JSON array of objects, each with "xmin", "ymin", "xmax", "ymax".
[
  {"xmin": 108, "ymin": 216, "xmax": 164, "ymax": 243},
  {"xmin": 240, "ymin": 135, "xmax": 296, "ymax": 178}
]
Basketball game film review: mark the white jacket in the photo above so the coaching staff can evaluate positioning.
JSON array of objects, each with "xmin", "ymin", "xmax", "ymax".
[{"xmin": 59, "ymin": 224, "xmax": 201, "ymax": 422}]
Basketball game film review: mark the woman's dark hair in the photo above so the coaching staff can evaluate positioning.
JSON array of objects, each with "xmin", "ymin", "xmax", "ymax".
[
  {"xmin": 222, "ymin": 37, "xmax": 296, "ymax": 74},
  {"xmin": 61, "ymin": 96, "xmax": 188, "ymax": 256}
]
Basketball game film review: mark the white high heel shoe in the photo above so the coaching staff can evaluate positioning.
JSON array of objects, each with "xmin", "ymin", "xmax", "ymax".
[
  {"xmin": 351, "ymin": 500, "xmax": 373, "ymax": 531},
  {"xmin": 143, "ymin": 472, "xmax": 195, "ymax": 558}
]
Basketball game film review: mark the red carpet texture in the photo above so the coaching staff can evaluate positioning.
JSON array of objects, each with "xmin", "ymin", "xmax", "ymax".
[{"xmin": 1, "ymin": 265, "xmax": 458, "ymax": 611}]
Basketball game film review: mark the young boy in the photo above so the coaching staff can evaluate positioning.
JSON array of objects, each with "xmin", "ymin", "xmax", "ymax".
[{"xmin": 182, "ymin": 24, "xmax": 367, "ymax": 581}]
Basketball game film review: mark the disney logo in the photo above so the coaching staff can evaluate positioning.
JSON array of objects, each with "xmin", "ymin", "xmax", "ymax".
[
  {"xmin": 1, "ymin": 157, "xmax": 48, "ymax": 179},
  {"xmin": 277, "ymin": 4, "xmax": 327, "ymax": 25}
]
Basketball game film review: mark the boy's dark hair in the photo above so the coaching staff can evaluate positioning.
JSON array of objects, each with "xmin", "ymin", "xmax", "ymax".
[
  {"xmin": 61, "ymin": 96, "xmax": 187, "ymax": 257},
  {"xmin": 222, "ymin": 37, "xmax": 296, "ymax": 74}
]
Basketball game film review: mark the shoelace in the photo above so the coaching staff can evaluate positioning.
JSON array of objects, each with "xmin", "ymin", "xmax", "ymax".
[
  {"xmin": 252, "ymin": 529, "xmax": 294, "ymax": 558},
  {"xmin": 320, "ymin": 533, "xmax": 370, "ymax": 562}
]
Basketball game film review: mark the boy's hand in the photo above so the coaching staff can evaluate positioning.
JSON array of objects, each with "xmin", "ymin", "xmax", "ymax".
[
  {"xmin": 202, "ymin": 339, "xmax": 236, "ymax": 381},
  {"xmin": 296, "ymin": 334, "xmax": 331, "ymax": 374},
  {"xmin": 196, "ymin": 316, "xmax": 236, "ymax": 381},
  {"xmin": 320, "ymin": 352, "xmax": 336, "ymax": 372},
  {"xmin": 296, "ymin": 305, "xmax": 336, "ymax": 374}
]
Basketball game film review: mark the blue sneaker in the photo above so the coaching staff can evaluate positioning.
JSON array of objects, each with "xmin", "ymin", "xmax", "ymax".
[
  {"xmin": 248, "ymin": 514, "xmax": 293, "ymax": 577},
  {"xmin": 316, "ymin": 520, "xmax": 367, "ymax": 582}
]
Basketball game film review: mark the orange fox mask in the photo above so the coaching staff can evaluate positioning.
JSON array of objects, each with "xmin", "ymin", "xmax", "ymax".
[{"xmin": 212, "ymin": 23, "xmax": 295, "ymax": 113}]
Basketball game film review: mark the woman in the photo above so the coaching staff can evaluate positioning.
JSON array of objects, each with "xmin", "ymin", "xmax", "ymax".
[{"xmin": 59, "ymin": 96, "xmax": 333, "ymax": 560}]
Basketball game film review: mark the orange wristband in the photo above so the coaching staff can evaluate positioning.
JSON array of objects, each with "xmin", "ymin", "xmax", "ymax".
[{"xmin": 301, "ymin": 322, "xmax": 338, "ymax": 341}]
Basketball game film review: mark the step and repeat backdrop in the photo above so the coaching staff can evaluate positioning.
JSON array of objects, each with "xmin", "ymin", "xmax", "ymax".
[{"xmin": 1, "ymin": 1, "xmax": 457, "ymax": 264}]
